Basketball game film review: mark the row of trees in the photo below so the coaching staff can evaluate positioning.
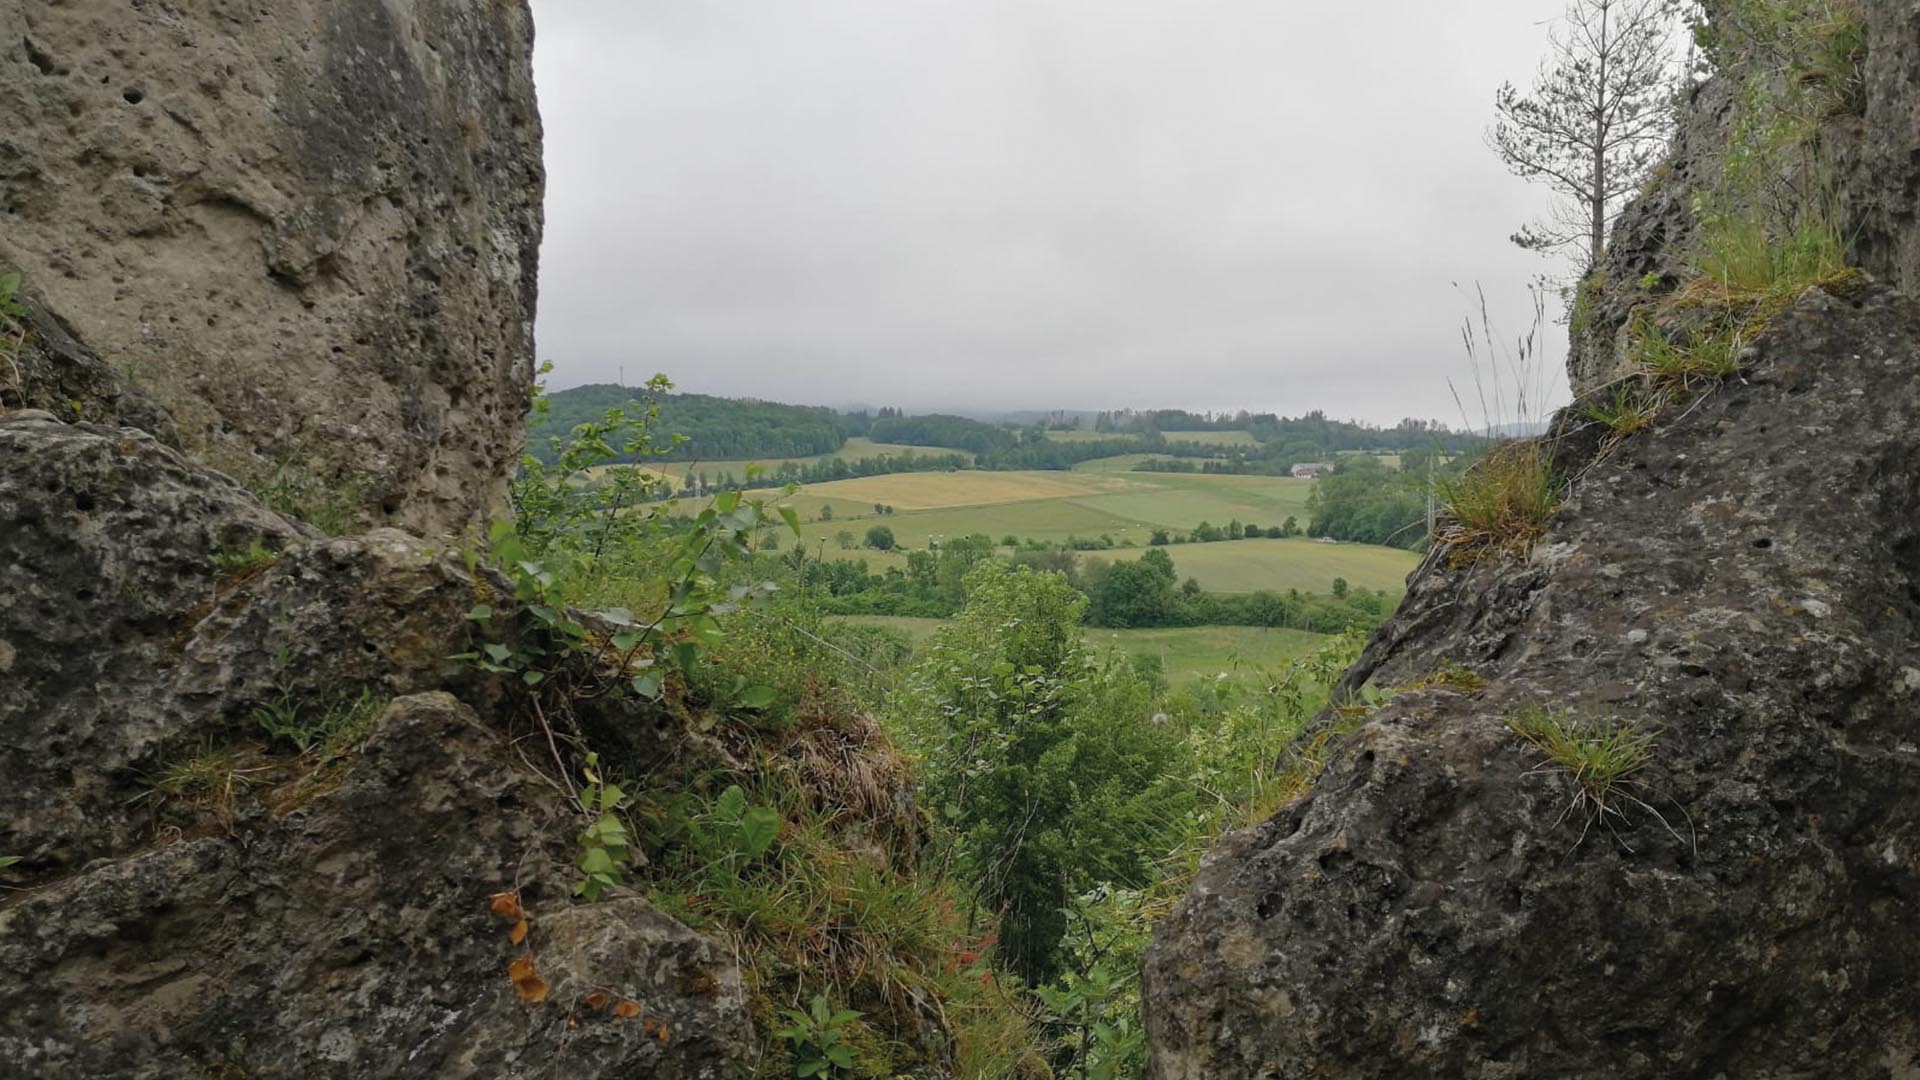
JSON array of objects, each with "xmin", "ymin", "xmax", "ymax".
[
  {"xmin": 1079, "ymin": 549, "xmax": 1389, "ymax": 633},
  {"xmin": 790, "ymin": 537, "xmax": 1390, "ymax": 636}
]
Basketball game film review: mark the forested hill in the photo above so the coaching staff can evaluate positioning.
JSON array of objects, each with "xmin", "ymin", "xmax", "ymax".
[
  {"xmin": 528, "ymin": 384, "xmax": 848, "ymax": 462},
  {"xmin": 530, "ymin": 383, "xmax": 1480, "ymax": 470}
]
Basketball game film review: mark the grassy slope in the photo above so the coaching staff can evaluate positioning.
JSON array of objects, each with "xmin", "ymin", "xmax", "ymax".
[{"xmin": 842, "ymin": 615, "xmax": 1331, "ymax": 683}]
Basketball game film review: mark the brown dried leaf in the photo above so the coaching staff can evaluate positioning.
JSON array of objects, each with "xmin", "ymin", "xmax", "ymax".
[
  {"xmin": 507, "ymin": 950, "xmax": 550, "ymax": 1004},
  {"xmin": 583, "ymin": 991, "xmax": 610, "ymax": 1011},
  {"xmin": 613, "ymin": 999, "xmax": 641, "ymax": 1019},
  {"xmin": 508, "ymin": 918, "xmax": 529, "ymax": 946},
  {"xmin": 489, "ymin": 891, "xmax": 524, "ymax": 922}
]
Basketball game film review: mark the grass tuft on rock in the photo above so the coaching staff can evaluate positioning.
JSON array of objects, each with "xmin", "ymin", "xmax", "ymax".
[
  {"xmin": 1435, "ymin": 440, "xmax": 1559, "ymax": 563},
  {"xmin": 1506, "ymin": 707, "xmax": 1656, "ymax": 812}
]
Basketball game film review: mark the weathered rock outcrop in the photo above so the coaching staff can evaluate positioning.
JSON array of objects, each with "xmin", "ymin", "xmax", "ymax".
[
  {"xmin": 1145, "ymin": 280, "xmax": 1920, "ymax": 1077},
  {"xmin": 0, "ymin": 419, "xmax": 753, "ymax": 1076},
  {"xmin": 0, "ymin": 0, "xmax": 543, "ymax": 534},
  {"xmin": 1571, "ymin": 0, "xmax": 1920, "ymax": 394}
]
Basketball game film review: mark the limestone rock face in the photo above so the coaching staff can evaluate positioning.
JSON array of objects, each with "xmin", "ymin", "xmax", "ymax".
[
  {"xmin": 0, "ymin": 415, "xmax": 753, "ymax": 1077},
  {"xmin": 0, "ymin": 0, "xmax": 543, "ymax": 535},
  {"xmin": 1142, "ymin": 283, "xmax": 1920, "ymax": 1078},
  {"xmin": 1570, "ymin": 0, "xmax": 1920, "ymax": 395}
]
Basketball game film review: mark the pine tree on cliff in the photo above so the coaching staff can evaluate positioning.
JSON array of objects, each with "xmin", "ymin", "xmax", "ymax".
[{"xmin": 1489, "ymin": 0, "xmax": 1680, "ymax": 268}]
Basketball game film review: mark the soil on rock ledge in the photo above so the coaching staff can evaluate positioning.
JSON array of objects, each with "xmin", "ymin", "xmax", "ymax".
[{"xmin": 1143, "ymin": 283, "xmax": 1920, "ymax": 1079}]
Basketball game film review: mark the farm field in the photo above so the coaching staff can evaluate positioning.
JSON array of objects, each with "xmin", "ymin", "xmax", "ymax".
[
  {"xmin": 777, "ymin": 468, "xmax": 1317, "ymax": 551},
  {"xmin": 755, "ymin": 468, "xmax": 1418, "ymax": 595},
  {"xmin": 840, "ymin": 616, "xmax": 1333, "ymax": 683},
  {"xmin": 1144, "ymin": 537, "xmax": 1417, "ymax": 594}
]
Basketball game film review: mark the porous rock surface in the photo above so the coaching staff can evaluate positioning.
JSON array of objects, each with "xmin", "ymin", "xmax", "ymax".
[
  {"xmin": 0, "ymin": 414, "xmax": 752, "ymax": 1077},
  {"xmin": 1143, "ymin": 281, "xmax": 1920, "ymax": 1078},
  {"xmin": 0, "ymin": 0, "xmax": 544, "ymax": 535}
]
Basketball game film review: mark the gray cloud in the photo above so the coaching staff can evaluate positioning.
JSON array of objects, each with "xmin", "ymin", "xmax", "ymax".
[{"xmin": 530, "ymin": 0, "xmax": 1571, "ymax": 426}]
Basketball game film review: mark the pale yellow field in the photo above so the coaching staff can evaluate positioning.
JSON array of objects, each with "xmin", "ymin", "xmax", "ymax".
[{"xmin": 786, "ymin": 470, "xmax": 1109, "ymax": 511}]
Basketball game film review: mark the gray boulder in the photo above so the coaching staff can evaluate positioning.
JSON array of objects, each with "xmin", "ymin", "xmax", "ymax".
[
  {"xmin": 0, "ymin": 692, "xmax": 751, "ymax": 1080},
  {"xmin": 0, "ymin": 414, "xmax": 754, "ymax": 1077},
  {"xmin": 1144, "ymin": 282, "xmax": 1920, "ymax": 1079}
]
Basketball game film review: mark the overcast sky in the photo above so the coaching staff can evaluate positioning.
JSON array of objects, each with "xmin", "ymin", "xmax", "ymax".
[{"xmin": 529, "ymin": 1, "xmax": 1571, "ymax": 426}]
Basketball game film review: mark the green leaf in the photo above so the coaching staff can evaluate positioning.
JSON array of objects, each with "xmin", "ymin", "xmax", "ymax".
[
  {"xmin": 466, "ymin": 604, "xmax": 493, "ymax": 621},
  {"xmin": 714, "ymin": 490, "xmax": 742, "ymax": 514},
  {"xmin": 578, "ymin": 846, "xmax": 615, "ymax": 874},
  {"xmin": 521, "ymin": 669, "xmax": 545, "ymax": 686},
  {"xmin": 599, "ymin": 606, "xmax": 637, "ymax": 627},
  {"xmin": 483, "ymin": 643, "xmax": 513, "ymax": 663},
  {"xmin": 0, "ymin": 856, "xmax": 22, "ymax": 870},
  {"xmin": 826, "ymin": 1045, "xmax": 855, "ymax": 1068},
  {"xmin": 737, "ymin": 685, "xmax": 778, "ymax": 709},
  {"xmin": 611, "ymin": 630, "xmax": 642, "ymax": 652},
  {"xmin": 670, "ymin": 641, "xmax": 699, "ymax": 672},
  {"xmin": 631, "ymin": 673, "xmax": 662, "ymax": 699},
  {"xmin": 736, "ymin": 806, "xmax": 780, "ymax": 859},
  {"xmin": 714, "ymin": 785, "xmax": 746, "ymax": 822},
  {"xmin": 778, "ymin": 505, "xmax": 802, "ymax": 536}
]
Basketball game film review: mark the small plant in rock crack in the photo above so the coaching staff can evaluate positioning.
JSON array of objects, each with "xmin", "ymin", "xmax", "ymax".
[
  {"xmin": 1, "ymin": 270, "xmax": 29, "ymax": 399},
  {"xmin": 1506, "ymin": 707, "xmax": 1688, "ymax": 852},
  {"xmin": 1582, "ymin": 382, "xmax": 1662, "ymax": 447},
  {"xmin": 775, "ymin": 994, "xmax": 862, "ymax": 1078},
  {"xmin": 253, "ymin": 688, "xmax": 386, "ymax": 762},
  {"xmin": 574, "ymin": 753, "xmax": 633, "ymax": 901},
  {"xmin": 0, "ymin": 272, "xmax": 26, "ymax": 320},
  {"xmin": 212, "ymin": 537, "xmax": 282, "ymax": 575}
]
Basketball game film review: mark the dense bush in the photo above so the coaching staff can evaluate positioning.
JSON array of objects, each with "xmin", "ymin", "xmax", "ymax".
[{"xmin": 902, "ymin": 563, "xmax": 1198, "ymax": 985}]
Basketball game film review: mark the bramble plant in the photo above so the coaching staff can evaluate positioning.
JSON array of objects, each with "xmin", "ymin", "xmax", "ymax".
[
  {"xmin": 1036, "ymin": 962, "xmax": 1145, "ymax": 1080},
  {"xmin": 775, "ymin": 994, "xmax": 862, "ymax": 1078},
  {"xmin": 701, "ymin": 784, "xmax": 782, "ymax": 863}
]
